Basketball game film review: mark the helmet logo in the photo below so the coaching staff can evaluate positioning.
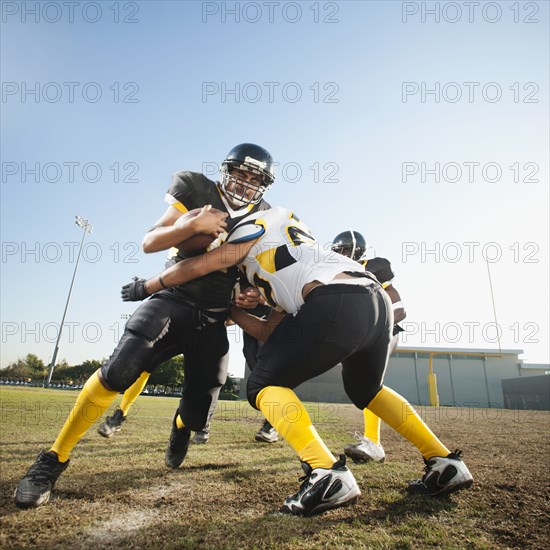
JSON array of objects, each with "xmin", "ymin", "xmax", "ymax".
[{"xmin": 244, "ymin": 156, "xmax": 267, "ymax": 170}]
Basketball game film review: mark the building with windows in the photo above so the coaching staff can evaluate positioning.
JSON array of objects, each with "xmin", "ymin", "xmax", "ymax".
[{"xmin": 239, "ymin": 347, "xmax": 549, "ymax": 409}]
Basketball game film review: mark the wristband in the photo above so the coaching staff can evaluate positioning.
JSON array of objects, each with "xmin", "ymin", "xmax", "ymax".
[{"xmin": 158, "ymin": 275, "xmax": 169, "ymax": 290}]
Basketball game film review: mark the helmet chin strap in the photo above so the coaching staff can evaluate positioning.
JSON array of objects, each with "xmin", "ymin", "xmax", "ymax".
[
  {"xmin": 218, "ymin": 183, "xmax": 249, "ymax": 211},
  {"xmin": 227, "ymin": 195, "xmax": 249, "ymax": 209}
]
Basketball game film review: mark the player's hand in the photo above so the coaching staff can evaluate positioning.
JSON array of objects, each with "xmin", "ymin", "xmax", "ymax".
[
  {"xmin": 121, "ymin": 277, "xmax": 150, "ymax": 302},
  {"xmin": 235, "ymin": 287, "xmax": 265, "ymax": 309},
  {"xmin": 190, "ymin": 205, "xmax": 228, "ymax": 237}
]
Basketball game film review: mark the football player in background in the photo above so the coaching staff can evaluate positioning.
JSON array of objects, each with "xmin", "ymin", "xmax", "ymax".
[
  {"xmin": 96, "ymin": 356, "xmax": 215, "ymax": 444},
  {"xmin": 331, "ymin": 230, "xmax": 406, "ymax": 463},
  {"xmin": 98, "ymin": 288, "xmax": 273, "ymax": 444},
  {"xmin": 241, "ymin": 302, "xmax": 280, "ymax": 443},
  {"xmin": 122, "ymin": 206, "xmax": 473, "ymax": 516},
  {"xmin": 15, "ymin": 144, "xmax": 275, "ymax": 508}
]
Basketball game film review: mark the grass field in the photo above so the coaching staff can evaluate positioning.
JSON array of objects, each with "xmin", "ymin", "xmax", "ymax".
[{"xmin": 1, "ymin": 386, "xmax": 548, "ymax": 549}]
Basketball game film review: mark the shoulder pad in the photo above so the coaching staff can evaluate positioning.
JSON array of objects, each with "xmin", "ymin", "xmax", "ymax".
[
  {"xmin": 256, "ymin": 198, "xmax": 271, "ymax": 211},
  {"xmin": 226, "ymin": 220, "xmax": 265, "ymax": 244},
  {"xmin": 364, "ymin": 257, "xmax": 394, "ymax": 283},
  {"xmin": 167, "ymin": 172, "xmax": 215, "ymax": 211}
]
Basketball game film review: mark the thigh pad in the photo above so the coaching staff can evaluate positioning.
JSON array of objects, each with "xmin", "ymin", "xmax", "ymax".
[{"xmin": 126, "ymin": 298, "xmax": 171, "ymax": 341}]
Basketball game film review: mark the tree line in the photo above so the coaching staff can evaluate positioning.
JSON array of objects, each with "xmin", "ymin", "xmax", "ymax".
[{"xmin": 0, "ymin": 353, "xmax": 240, "ymax": 396}]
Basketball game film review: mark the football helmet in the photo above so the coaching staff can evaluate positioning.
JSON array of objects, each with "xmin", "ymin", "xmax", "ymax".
[
  {"xmin": 220, "ymin": 143, "xmax": 275, "ymax": 208},
  {"xmin": 331, "ymin": 231, "xmax": 367, "ymax": 261}
]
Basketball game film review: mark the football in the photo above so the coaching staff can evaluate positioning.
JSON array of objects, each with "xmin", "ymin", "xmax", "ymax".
[{"xmin": 175, "ymin": 207, "xmax": 224, "ymax": 252}]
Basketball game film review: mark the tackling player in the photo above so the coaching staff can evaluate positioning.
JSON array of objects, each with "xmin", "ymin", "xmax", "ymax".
[
  {"xmin": 14, "ymin": 144, "xmax": 275, "ymax": 508},
  {"xmin": 331, "ymin": 231, "xmax": 406, "ymax": 463},
  {"xmin": 122, "ymin": 207, "xmax": 473, "ymax": 516}
]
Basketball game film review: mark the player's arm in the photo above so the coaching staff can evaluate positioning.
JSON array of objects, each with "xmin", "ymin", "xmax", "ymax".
[
  {"xmin": 142, "ymin": 205, "xmax": 227, "ymax": 253},
  {"xmin": 384, "ymin": 283, "xmax": 406, "ymax": 324},
  {"xmin": 150, "ymin": 240, "xmax": 256, "ymax": 293},
  {"xmin": 229, "ymin": 307, "xmax": 285, "ymax": 342},
  {"xmin": 122, "ymin": 239, "xmax": 259, "ymax": 300}
]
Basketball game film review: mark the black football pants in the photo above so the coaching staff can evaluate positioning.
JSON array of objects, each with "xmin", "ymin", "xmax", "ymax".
[
  {"xmin": 100, "ymin": 291, "xmax": 229, "ymax": 431},
  {"xmin": 247, "ymin": 284, "xmax": 393, "ymax": 410}
]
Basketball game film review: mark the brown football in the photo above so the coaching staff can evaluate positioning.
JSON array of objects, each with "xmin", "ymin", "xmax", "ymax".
[{"xmin": 175, "ymin": 207, "xmax": 224, "ymax": 252}]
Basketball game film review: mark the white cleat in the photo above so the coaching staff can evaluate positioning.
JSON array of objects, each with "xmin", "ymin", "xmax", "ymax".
[
  {"xmin": 97, "ymin": 409, "xmax": 126, "ymax": 438},
  {"xmin": 255, "ymin": 420, "xmax": 279, "ymax": 443},
  {"xmin": 344, "ymin": 433, "xmax": 385, "ymax": 463},
  {"xmin": 192, "ymin": 430, "xmax": 210, "ymax": 444},
  {"xmin": 281, "ymin": 455, "xmax": 361, "ymax": 516},
  {"xmin": 408, "ymin": 449, "xmax": 473, "ymax": 496}
]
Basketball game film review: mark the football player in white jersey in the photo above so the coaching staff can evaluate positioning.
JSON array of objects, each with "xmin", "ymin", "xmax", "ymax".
[{"xmin": 123, "ymin": 207, "xmax": 473, "ymax": 516}]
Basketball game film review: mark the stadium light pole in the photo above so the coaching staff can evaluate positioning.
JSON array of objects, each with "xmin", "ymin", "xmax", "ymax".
[{"xmin": 45, "ymin": 216, "xmax": 93, "ymax": 387}]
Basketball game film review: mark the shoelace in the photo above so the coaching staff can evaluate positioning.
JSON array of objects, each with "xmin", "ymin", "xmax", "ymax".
[
  {"xmin": 422, "ymin": 449, "xmax": 464, "ymax": 475},
  {"xmin": 295, "ymin": 471, "xmax": 318, "ymax": 497},
  {"xmin": 26, "ymin": 454, "xmax": 60, "ymax": 483}
]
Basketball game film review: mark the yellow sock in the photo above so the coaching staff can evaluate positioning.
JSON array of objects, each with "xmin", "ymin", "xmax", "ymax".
[
  {"xmin": 257, "ymin": 386, "xmax": 336, "ymax": 469},
  {"xmin": 363, "ymin": 408, "xmax": 381, "ymax": 445},
  {"xmin": 175, "ymin": 414, "xmax": 186, "ymax": 429},
  {"xmin": 51, "ymin": 370, "xmax": 119, "ymax": 462},
  {"xmin": 367, "ymin": 386, "xmax": 450, "ymax": 459},
  {"xmin": 120, "ymin": 371, "xmax": 150, "ymax": 416}
]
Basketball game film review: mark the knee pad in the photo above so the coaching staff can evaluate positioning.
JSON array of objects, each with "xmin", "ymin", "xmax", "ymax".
[
  {"xmin": 100, "ymin": 332, "xmax": 153, "ymax": 392},
  {"xmin": 101, "ymin": 299, "xmax": 173, "ymax": 391}
]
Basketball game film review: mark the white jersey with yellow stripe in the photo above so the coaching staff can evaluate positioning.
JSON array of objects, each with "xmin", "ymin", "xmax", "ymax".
[{"xmin": 227, "ymin": 207, "xmax": 366, "ymax": 315}]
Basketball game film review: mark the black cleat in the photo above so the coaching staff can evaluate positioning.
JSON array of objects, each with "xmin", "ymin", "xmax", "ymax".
[
  {"xmin": 408, "ymin": 449, "xmax": 473, "ymax": 496},
  {"xmin": 281, "ymin": 455, "xmax": 360, "ymax": 516},
  {"xmin": 97, "ymin": 408, "xmax": 126, "ymax": 438},
  {"xmin": 165, "ymin": 410, "xmax": 191, "ymax": 468},
  {"xmin": 14, "ymin": 450, "xmax": 69, "ymax": 508}
]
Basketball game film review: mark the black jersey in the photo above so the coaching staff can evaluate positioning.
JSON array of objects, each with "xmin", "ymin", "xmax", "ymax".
[{"xmin": 164, "ymin": 171, "xmax": 270, "ymax": 309}]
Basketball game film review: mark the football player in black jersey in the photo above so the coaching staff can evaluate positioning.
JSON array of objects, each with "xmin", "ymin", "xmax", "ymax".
[
  {"xmin": 332, "ymin": 231, "xmax": 406, "ymax": 463},
  {"xmin": 15, "ymin": 144, "xmax": 275, "ymax": 508}
]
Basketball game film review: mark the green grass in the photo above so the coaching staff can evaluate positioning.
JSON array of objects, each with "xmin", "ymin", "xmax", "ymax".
[{"xmin": 1, "ymin": 386, "xmax": 548, "ymax": 549}]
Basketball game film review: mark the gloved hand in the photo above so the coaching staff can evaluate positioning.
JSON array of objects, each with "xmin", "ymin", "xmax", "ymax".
[{"xmin": 121, "ymin": 277, "xmax": 150, "ymax": 302}]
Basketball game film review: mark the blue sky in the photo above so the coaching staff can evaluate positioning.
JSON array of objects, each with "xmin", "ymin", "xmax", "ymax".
[{"xmin": 2, "ymin": 1, "xmax": 549, "ymax": 376}]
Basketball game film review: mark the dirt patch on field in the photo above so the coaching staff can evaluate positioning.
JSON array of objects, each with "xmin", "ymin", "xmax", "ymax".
[{"xmin": 86, "ymin": 509, "xmax": 160, "ymax": 545}]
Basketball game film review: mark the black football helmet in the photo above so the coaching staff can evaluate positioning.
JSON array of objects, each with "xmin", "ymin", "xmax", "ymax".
[
  {"xmin": 331, "ymin": 230, "xmax": 367, "ymax": 261},
  {"xmin": 220, "ymin": 143, "xmax": 275, "ymax": 207}
]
